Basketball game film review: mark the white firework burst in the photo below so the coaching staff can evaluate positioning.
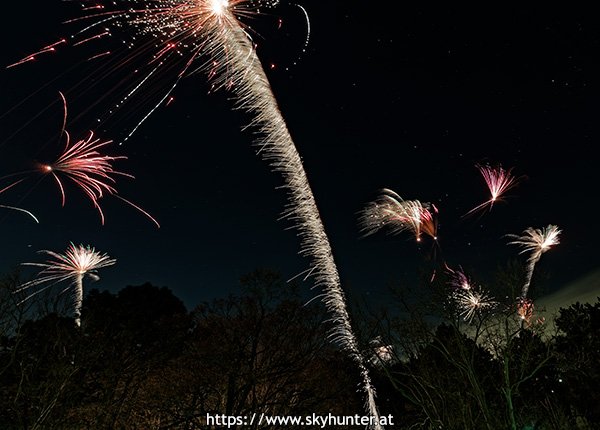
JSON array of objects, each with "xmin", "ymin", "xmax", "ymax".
[
  {"xmin": 16, "ymin": 243, "xmax": 116, "ymax": 327},
  {"xmin": 507, "ymin": 225, "xmax": 561, "ymax": 298}
]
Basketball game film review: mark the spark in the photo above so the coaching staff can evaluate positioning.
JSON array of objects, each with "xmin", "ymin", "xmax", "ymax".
[
  {"xmin": 6, "ymin": 39, "xmax": 67, "ymax": 69},
  {"xmin": 463, "ymin": 163, "xmax": 520, "ymax": 218},
  {"xmin": 284, "ymin": 3, "xmax": 310, "ymax": 69},
  {"xmin": 87, "ymin": 51, "xmax": 111, "ymax": 61},
  {"xmin": 507, "ymin": 224, "xmax": 561, "ymax": 298},
  {"xmin": 359, "ymin": 188, "xmax": 438, "ymax": 243},
  {"xmin": 16, "ymin": 243, "xmax": 116, "ymax": 327},
  {"xmin": 72, "ymin": 31, "xmax": 110, "ymax": 47},
  {"xmin": 0, "ymin": 179, "xmax": 39, "ymax": 223}
]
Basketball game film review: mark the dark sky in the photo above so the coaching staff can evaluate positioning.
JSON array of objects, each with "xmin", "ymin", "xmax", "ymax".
[{"xmin": 1, "ymin": 3, "xmax": 598, "ymax": 310}]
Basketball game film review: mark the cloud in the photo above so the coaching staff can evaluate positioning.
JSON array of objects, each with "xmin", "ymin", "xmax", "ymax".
[{"xmin": 535, "ymin": 268, "xmax": 600, "ymax": 331}]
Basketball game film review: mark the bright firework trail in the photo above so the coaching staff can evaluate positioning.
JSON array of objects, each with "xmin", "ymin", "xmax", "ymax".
[{"xmin": 193, "ymin": 3, "xmax": 383, "ymax": 425}]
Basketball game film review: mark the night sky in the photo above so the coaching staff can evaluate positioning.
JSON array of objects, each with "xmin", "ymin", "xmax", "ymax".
[{"xmin": 1, "ymin": 3, "xmax": 598, "ymax": 310}]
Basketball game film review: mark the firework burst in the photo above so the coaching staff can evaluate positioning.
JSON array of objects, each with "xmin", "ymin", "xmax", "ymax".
[
  {"xmin": 43, "ymin": 130, "xmax": 124, "ymax": 218},
  {"xmin": 35, "ymin": 93, "xmax": 160, "ymax": 227},
  {"xmin": 6, "ymin": 0, "xmax": 294, "ymax": 143},
  {"xmin": 41, "ymin": 128, "xmax": 159, "ymax": 228},
  {"xmin": 16, "ymin": 243, "xmax": 116, "ymax": 327},
  {"xmin": 1, "ymin": 93, "xmax": 158, "ymax": 227},
  {"xmin": 446, "ymin": 266, "xmax": 496, "ymax": 323},
  {"xmin": 455, "ymin": 288, "xmax": 497, "ymax": 323},
  {"xmin": 359, "ymin": 188, "xmax": 438, "ymax": 243},
  {"xmin": 516, "ymin": 298, "xmax": 535, "ymax": 324},
  {"xmin": 446, "ymin": 264, "xmax": 474, "ymax": 291},
  {"xmin": 463, "ymin": 163, "xmax": 520, "ymax": 218},
  {"xmin": 507, "ymin": 224, "xmax": 561, "ymax": 299}
]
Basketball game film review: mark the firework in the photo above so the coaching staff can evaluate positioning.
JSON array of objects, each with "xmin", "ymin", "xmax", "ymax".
[
  {"xmin": 516, "ymin": 298, "xmax": 535, "ymax": 324},
  {"xmin": 368, "ymin": 337, "xmax": 395, "ymax": 367},
  {"xmin": 6, "ymin": 39, "xmax": 66, "ymax": 69},
  {"xmin": 463, "ymin": 163, "xmax": 520, "ymax": 218},
  {"xmin": 41, "ymin": 129, "xmax": 160, "ymax": 228},
  {"xmin": 2, "ymin": 93, "xmax": 158, "ymax": 227},
  {"xmin": 420, "ymin": 202, "xmax": 438, "ymax": 242},
  {"xmin": 16, "ymin": 243, "xmax": 116, "ymax": 327},
  {"xmin": 507, "ymin": 224, "xmax": 561, "ymax": 299},
  {"xmin": 169, "ymin": 2, "xmax": 381, "ymax": 422},
  {"xmin": 6, "ymin": 0, "xmax": 288, "ymax": 143},
  {"xmin": 446, "ymin": 264, "xmax": 473, "ymax": 291},
  {"xmin": 446, "ymin": 266, "xmax": 496, "ymax": 323},
  {"xmin": 215, "ymin": 21, "xmax": 382, "ymax": 426},
  {"xmin": 11, "ymin": 2, "xmax": 380, "ymax": 422},
  {"xmin": 359, "ymin": 188, "xmax": 438, "ymax": 243},
  {"xmin": 0, "ymin": 179, "xmax": 39, "ymax": 223},
  {"xmin": 455, "ymin": 288, "xmax": 497, "ymax": 323},
  {"xmin": 39, "ymin": 93, "xmax": 160, "ymax": 228}
]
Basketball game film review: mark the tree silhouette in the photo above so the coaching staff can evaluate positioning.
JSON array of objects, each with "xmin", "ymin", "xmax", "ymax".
[
  {"xmin": 553, "ymin": 300, "xmax": 600, "ymax": 426},
  {"xmin": 0, "ymin": 270, "xmax": 363, "ymax": 429}
]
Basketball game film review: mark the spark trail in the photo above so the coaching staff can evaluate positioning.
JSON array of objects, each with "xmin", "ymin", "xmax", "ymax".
[
  {"xmin": 190, "ymin": 4, "xmax": 382, "ymax": 425},
  {"xmin": 0, "ymin": 179, "xmax": 39, "ymax": 223}
]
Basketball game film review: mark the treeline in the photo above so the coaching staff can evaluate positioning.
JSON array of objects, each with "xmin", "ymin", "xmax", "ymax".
[
  {"xmin": 0, "ymin": 270, "xmax": 362, "ymax": 429},
  {"xmin": 0, "ymin": 268, "xmax": 599, "ymax": 429}
]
